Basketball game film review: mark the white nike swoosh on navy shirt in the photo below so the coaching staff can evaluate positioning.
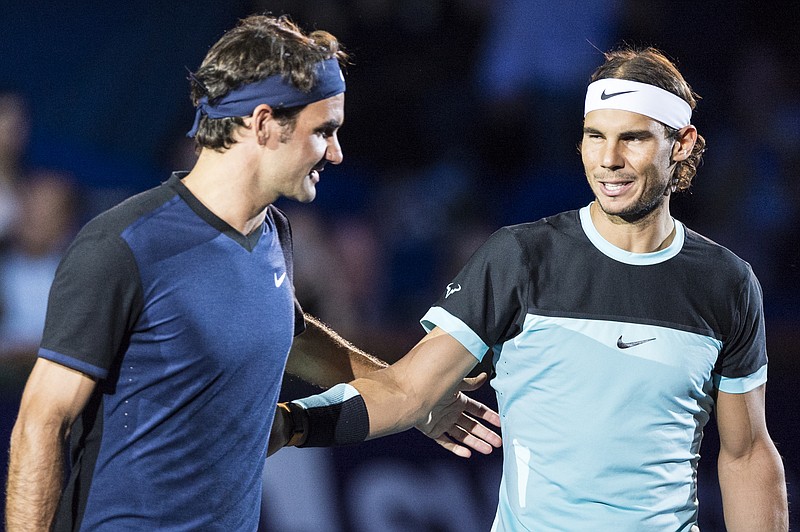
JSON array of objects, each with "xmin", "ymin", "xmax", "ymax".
[{"xmin": 274, "ymin": 272, "xmax": 287, "ymax": 287}]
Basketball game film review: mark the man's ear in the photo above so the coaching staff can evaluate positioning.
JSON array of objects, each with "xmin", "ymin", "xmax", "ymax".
[
  {"xmin": 671, "ymin": 124, "xmax": 698, "ymax": 162},
  {"xmin": 251, "ymin": 104, "xmax": 275, "ymax": 146}
]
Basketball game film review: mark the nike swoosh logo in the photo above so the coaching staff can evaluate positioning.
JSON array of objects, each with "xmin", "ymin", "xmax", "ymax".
[
  {"xmin": 600, "ymin": 89, "xmax": 637, "ymax": 100},
  {"xmin": 274, "ymin": 272, "xmax": 287, "ymax": 287},
  {"xmin": 616, "ymin": 335, "xmax": 656, "ymax": 349}
]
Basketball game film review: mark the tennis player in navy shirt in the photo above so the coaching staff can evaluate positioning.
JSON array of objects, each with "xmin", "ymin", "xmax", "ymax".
[{"xmin": 5, "ymin": 15, "xmax": 500, "ymax": 531}]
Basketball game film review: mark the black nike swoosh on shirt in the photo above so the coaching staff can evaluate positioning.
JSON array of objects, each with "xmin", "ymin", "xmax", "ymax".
[
  {"xmin": 600, "ymin": 89, "xmax": 638, "ymax": 100},
  {"xmin": 616, "ymin": 335, "xmax": 656, "ymax": 349}
]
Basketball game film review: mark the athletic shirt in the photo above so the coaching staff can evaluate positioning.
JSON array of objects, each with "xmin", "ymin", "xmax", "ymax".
[
  {"xmin": 421, "ymin": 205, "xmax": 767, "ymax": 532},
  {"xmin": 40, "ymin": 173, "xmax": 305, "ymax": 531}
]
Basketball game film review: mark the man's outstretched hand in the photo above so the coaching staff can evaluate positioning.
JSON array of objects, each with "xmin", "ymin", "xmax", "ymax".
[
  {"xmin": 415, "ymin": 372, "xmax": 502, "ymax": 458},
  {"xmin": 268, "ymin": 373, "xmax": 502, "ymax": 459}
]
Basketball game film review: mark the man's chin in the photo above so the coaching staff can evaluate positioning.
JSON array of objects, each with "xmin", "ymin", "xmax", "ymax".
[
  {"xmin": 596, "ymin": 195, "xmax": 663, "ymax": 223},
  {"xmin": 297, "ymin": 187, "xmax": 317, "ymax": 204},
  {"xmin": 595, "ymin": 196, "xmax": 629, "ymax": 215}
]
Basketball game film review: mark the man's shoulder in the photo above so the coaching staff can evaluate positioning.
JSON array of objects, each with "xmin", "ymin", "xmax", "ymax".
[
  {"xmin": 82, "ymin": 180, "xmax": 178, "ymax": 238},
  {"xmin": 464, "ymin": 209, "xmax": 584, "ymax": 268},
  {"xmin": 500, "ymin": 209, "xmax": 583, "ymax": 245},
  {"xmin": 682, "ymin": 225, "xmax": 754, "ymax": 277}
]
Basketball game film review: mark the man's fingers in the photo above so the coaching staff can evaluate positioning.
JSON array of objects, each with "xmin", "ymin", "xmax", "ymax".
[
  {"xmin": 434, "ymin": 413, "xmax": 503, "ymax": 456},
  {"xmin": 416, "ymin": 383, "xmax": 502, "ymax": 457},
  {"xmin": 433, "ymin": 436, "xmax": 472, "ymax": 459},
  {"xmin": 456, "ymin": 412, "xmax": 502, "ymax": 448},
  {"xmin": 449, "ymin": 425, "xmax": 496, "ymax": 455},
  {"xmin": 462, "ymin": 395, "xmax": 501, "ymax": 428},
  {"xmin": 458, "ymin": 372, "xmax": 489, "ymax": 392},
  {"xmin": 424, "ymin": 412, "xmax": 502, "ymax": 458}
]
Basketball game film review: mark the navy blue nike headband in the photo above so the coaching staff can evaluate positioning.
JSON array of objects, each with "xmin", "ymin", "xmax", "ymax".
[{"xmin": 187, "ymin": 57, "xmax": 345, "ymax": 138}]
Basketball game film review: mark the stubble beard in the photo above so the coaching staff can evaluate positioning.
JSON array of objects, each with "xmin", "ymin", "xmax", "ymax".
[{"xmin": 595, "ymin": 177, "xmax": 670, "ymax": 224}]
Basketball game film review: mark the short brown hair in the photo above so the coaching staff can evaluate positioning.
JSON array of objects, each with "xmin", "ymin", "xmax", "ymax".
[{"xmin": 189, "ymin": 14, "xmax": 347, "ymax": 151}]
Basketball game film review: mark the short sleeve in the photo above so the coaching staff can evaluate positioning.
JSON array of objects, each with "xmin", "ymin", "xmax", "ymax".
[
  {"xmin": 38, "ymin": 230, "xmax": 143, "ymax": 379},
  {"xmin": 421, "ymin": 227, "xmax": 528, "ymax": 359},
  {"xmin": 712, "ymin": 265, "xmax": 768, "ymax": 393}
]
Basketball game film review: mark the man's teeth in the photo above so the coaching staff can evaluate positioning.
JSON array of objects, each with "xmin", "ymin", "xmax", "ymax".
[{"xmin": 605, "ymin": 183, "xmax": 626, "ymax": 190}]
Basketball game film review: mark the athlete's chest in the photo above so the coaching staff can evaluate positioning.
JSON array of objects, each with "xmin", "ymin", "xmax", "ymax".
[
  {"xmin": 133, "ymin": 231, "xmax": 295, "ymax": 366},
  {"xmin": 499, "ymin": 313, "xmax": 720, "ymax": 396},
  {"xmin": 524, "ymin": 238, "xmax": 732, "ymax": 338}
]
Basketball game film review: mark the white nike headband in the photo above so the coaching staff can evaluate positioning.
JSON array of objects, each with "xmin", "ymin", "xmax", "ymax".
[{"xmin": 584, "ymin": 78, "xmax": 692, "ymax": 129}]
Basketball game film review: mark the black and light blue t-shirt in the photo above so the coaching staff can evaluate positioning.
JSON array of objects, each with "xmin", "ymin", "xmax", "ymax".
[
  {"xmin": 40, "ymin": 173, "xmax": 304, "ymax": 531},
  {"xmin": 422, "ymin": 205, "xmax": 767, "ymax": 532}
]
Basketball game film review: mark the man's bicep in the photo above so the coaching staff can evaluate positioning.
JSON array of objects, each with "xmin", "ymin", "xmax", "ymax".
[
  {"xmin": 716, "ymin": 384, "xmax": 769, "ymax": 458},
  {"xmin": 19, "ymin": 358, "xmax": 97, "ymax": 427}
]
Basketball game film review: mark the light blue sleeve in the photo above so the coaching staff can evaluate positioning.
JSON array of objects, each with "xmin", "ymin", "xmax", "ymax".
[{"xmin": 420, "ymin": 306, "xmax": 489, "ymax": 362}]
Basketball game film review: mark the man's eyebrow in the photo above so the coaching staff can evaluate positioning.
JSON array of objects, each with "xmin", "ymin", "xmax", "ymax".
[
  {"xmin": 619, "ymin": 129, "xmax": 655, "ymax": 138},
  {"xmin": 315, "ymin": 119, "xmax": 342, "ymax": 132},
  {"xmin": 583, "ymin": 126, "xmax": 654, "ymax": 138}
]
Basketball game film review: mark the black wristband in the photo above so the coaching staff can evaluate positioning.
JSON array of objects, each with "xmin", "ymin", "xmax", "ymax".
[
  {"xmin": 293, "ymin": 392, "xmax": 369, "ymax": 447},
  {"xmin": 285, "ymin": 401, "xmax": 308, "ymax": 447}
]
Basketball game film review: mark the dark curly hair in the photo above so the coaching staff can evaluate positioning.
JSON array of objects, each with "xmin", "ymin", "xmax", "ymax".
[
  {"xmin": 589, "ymin": 47, "xmax": 706, "ymax": 193},
  {"xmin": 189, "ymin": 14, "xmax": 348, "ymax": 151}
]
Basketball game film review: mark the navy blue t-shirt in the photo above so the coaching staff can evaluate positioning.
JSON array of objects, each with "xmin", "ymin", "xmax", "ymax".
[{"xmin": 39, "ymin": 173, "xmax": 305, "ymax": 531}]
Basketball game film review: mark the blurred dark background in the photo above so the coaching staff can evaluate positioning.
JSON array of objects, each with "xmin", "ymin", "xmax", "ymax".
[{"xmin": 1, "ymin": 1, "xmax": 797, "ymax": 530}]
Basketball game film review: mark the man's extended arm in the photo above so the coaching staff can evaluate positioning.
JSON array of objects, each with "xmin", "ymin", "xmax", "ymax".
[
  {"xmin": 351, "ymin": 327, "xmax": 485, "ymax": 440},
  {"xmin": 272, "ymin": 326, "xmax": 500, "ymax": 457},
  {"xmin": 285, "ymin": 314, "xmax": 388, "ymax": 387},
  {"xmin": 6, "ymin": 358, "xmax": 96, "ymax": 532},
  {"xmin": 716, "ymin": 385, "xmax": 788, "ymax": 531}
]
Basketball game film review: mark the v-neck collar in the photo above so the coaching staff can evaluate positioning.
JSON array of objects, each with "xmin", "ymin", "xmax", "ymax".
[{"xmin": 166, "ymin": 172, "xmax": 265, "ymax": 251}]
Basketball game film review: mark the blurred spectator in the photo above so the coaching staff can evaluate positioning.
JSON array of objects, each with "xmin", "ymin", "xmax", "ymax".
[
  {"xmin": 329, "ymin": 217, "xmax": 386, "ymax": 336},
  {"xmin": 0, "ymin": 168, "xmax": 77, "ymax": 528},
  {"xmin": 283, "ymin": 207, "xmax": 356, "ymax": 328},
  {"xmin": 0, "ymin": 90, "xmax": 30, "ymax": 248},
  {"xmin": 281, "ymin": 206, "xmax": 392, "ymax": 353},
  {"xmin": 0, "ymin": 169, "xmax": 78, "ymax": 379}
]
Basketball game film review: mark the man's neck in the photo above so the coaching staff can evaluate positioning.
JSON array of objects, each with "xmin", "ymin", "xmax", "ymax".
[
  {"xmin": 181, "ymin": 147, "xmax": 274, "ymax": 235},
  {"xmin": 589, "ymin": 201, "xmax": 676, "ymax": 254}
]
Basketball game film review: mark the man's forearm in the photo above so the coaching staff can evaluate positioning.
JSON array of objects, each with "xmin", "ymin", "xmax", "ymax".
[
  {"xmin": 275, "ymin": 328, "xmax": 500, "ymax": 459},
  {"xmin": 718, "ymin": 440, "xmax": 788, "ymax": 531},
  {"xmin": 285, "ymin": 314, "xmax": 387, "ymax": 387},
  {"xmin": 6, "ymin": 420, "xmax": 67, "ymax": 531}
]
